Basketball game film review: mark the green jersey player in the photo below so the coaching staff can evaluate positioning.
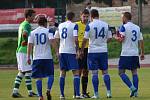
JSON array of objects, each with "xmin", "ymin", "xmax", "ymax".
[{"xmin": 12, "ymin": 9, "xmax": 37, "ymax": 98}]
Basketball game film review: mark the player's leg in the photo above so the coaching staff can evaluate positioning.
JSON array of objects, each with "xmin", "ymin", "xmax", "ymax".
[
  {"xmin": 59, "ymin": 70, "xmax": 66, "ymax": 99},
  {"xmin": 100, "ymin": 52, "xmax": 111, "ymax": 98},
  {"xmin": 72, "ymin": 70, "xmax": 83, "ymax": 99},
  {"xmin": 46, "ymin": 75, "xmax": 54, "ymax": 100},
  {"xmin": 119, "ymin": 56, "xmax": 137, "ymax": 97},
  {"xmin": 131, "ymin": 69, "xmax": 138, "ymax": 97},
  {"xmin": 12, "ymin": 53, "xmax": 26, "ymax": 98},
  {"xmin": 81, "ymin": 48, "xmax": 90, "ymax": 98},
  {"xmin": 91, "ymin": 70, "xmax": 99, "ymax": 99},
  {"xmin": 102, "ymin": 70, "xmax": 111, "ymax": 98},
  {"xmin": 87, "ymin": 53, "xmax": 99, "ymax": 99},
  {"xmin": 59, "ymin": 53, "xmax": 67, "ymax": 99},
  {"xmin": 12, "ymin": 71, "xmax": 24, "ymax": 98},
  {"xmin": 36, "ymin": 78, "xmax": 43, "ymax": 100},
  {"xmin": 119, "ymin": 69, "xmax": 136, "ymax": 96},
  {"xmin": 24, "ymin": 71, "xmax": 37, "ymax": 97},
  {"xmin": 46, "ymin": 59, "xmax": 55, "ymax": 100},
  {"xmin": 81, "ymin": 69, "xmax": 90, "ymax": 98}
]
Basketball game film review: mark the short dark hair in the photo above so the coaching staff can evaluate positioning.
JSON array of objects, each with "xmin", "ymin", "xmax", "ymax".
[
  {"xmin": 86, "ymin": 2, "xmax": 91, "ymax": 5},
  {"xmin": 91, "ymin": 9, "xmax": 99, "ymax": 18},
  {"xmin": 123, "ymin": 12, "xmax": 132, "ymax": 20},
  {"xmin": 38, "ymin": 17, "xmax": 47, "ymax": 26},
  {"xmin": 67, "ymin": 11, "xmax": 75, "ymax": 20},
  {"xmin": 81, "ymin": 9, "xmax": 89, "ymax": 15},
  {"xmin": 24, "ymin": 9, "xmax": 36, "ymax": 18}
]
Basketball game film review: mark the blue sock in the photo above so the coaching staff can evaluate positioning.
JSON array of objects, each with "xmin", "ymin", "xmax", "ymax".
[
  {"xmin": 120, "ymin": 73, "xmax": 132, "ymax": 88},
  {"xmin": 133, "ymin": 74, "xmax": 138, "ymax": 90},
  {"xmin": 92, "ymin": 74, "xmax": 99, "ymax": 94},
  {"xmin": 74, "ymin": 75, "xmax": 80, "ymax": 96},
  {"xmin": 47, "ymin": 76, "xmax": 54, "ymax": 91},
  {"xmin": 103, "ymin": 74, "xmax": 111, "ymax": 91},
  {"xmin": 59, "ymin": 76, "xmax": 65, "ymax": 96},
  {"xmin": 36, "ymin": 80, "xmax": 42, "ymax": 97}
]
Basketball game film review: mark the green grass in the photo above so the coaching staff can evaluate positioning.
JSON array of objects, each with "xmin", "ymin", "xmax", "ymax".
[
  {"xmin": 0, "ymin": 68, "xmax": 150, "ymax": 100},
  {"xmin": 0, "ymin": 33, "xmax": 150, "ymax": 64}
]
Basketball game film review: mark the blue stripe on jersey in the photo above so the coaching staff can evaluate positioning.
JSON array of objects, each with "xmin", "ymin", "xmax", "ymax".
[
  {"xmin": 119, "ymin": 25, "xmax": 125, "ymax": 32},
  {"xmin": 74, "ymin": 24, "xmax": 78, "ymax": 31},
  {"xmin": 85, "ymin": 24, "xmax": 90, "ymax": 32},
  {"xmin": 49, "ymin": 29, "xmax": 55, "ymax": 35}
]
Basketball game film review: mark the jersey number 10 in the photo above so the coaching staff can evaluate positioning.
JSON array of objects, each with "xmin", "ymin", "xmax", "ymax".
[{"xmin": 35, "ymin": 33, "xmax": 46, "ymax": 45}]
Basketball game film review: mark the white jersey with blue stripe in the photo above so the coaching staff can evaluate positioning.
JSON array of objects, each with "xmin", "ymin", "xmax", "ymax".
[
  {"xmin": 84, "ymin": 19, "xmax": 112, "ymax": 53},
  {"xmin": 119, "ymin": 22, "xmax": 143, "ymax": 56},
  {"xmin": 54, "ymin": 20, "xmax": 78, "ymax": 54},
  {"xmin": 28, "ymin": 26, "xmax": 54, "ymax": 60}
]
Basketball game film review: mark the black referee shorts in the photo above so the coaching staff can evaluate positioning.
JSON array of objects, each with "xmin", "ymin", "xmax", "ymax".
[{"xmin": 78, "ymin": 48, "xmax": 88, "ymax": 69}]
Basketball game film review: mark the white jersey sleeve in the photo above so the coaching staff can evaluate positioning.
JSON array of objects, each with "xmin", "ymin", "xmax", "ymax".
[
  {"xmin": 73, "ymin": 24, "xmax": 78, "ymax": 36},
  {"xmin": 28, "ymin": 31, "xmax": 34, "ymax": 43},
  {"xmin": 107, "ymin": 26, "xmax": 112, "ymax": 39},
  {"xmin": 54, "ymin": 30, "xmax": 60, "ymax": 38},
  {"xmin": 119, "ymin": 25, "xmax": 126, "ymax": 36},
  {"xmin": 84, "ymin": 24, "xmax": 90, "ymax": 39},
  {"xmin": 138, "ymin": 31, "xmax": 143, "ymax": 40}
]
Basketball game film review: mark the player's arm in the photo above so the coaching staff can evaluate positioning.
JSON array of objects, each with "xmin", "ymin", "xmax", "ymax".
[
  {"xmin": 27, "ymin": 33, "xmax": 34, "ymax": 65},
  {"xmin": 114, "ymin": 25, "xmax": 125, "ymax": 42},
  {"xmin": 22, "ymin": 24, "xmax": 31, "ymax": 46},
  {"xmin": 54, "ymin": 29, "xmax": 60, "ymax": 57},
  {"xmin": 81, "ymin": 24, "xmax": 90, "ymax": 53},
  {"xmin": 107, "ymin": 25, "xmax": 112, "ymax": 43},
  {"xmin": 139, "ymin": 31, "xmax": 144, "ymax": 60},
  {"xmin": 73, "ymin": 24, "xmax": 79, "ymax": 51}
]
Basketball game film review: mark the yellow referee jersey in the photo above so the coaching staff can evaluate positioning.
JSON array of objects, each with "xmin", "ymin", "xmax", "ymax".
[{"xmin": 76, "ymin": 21, "xmax": 88, "ymax": 48}]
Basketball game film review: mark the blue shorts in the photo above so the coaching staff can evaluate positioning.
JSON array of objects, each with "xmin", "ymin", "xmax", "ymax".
[
  {"xmin": 59, "ymin": 53, "xmax": 79, "ymax": 71},
  {"xmin": 119, "ymin": 56, "xmax": 140, "ymax": 70},
  {"xmin": 31, "ymin": 59, "xmax": 54, "ymax": 78},
  {"xmin": 87, "ymin": 52, "xmax": 108, "ymax": 70}
]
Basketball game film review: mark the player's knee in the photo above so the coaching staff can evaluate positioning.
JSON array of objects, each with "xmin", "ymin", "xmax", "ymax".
[
  {"xmin": 91, "ymin": 70, "xmax": 98, "ymax": 75},
  {"xmin": 102, "ymin": 70, "xmax": 108, "ymax": 75},
  {"xmin": 18, "ymin": 72, "xmax": 24, "ymax": 77},
  {"xmin": 72, "ymin": 70, "xmax": 79, "ymax": 76},
  {"xmin": 118, "ymin": 70, "xmax": 125, "ymax": 76},
  {"xmin": 60, "ymin": 70, "xmax": 66, "ymax": 77},
  {"xmin": 25, "ymin": 72, "xmax": 32, "ymax": 76},
  {"xmin": 36, "ymin": 78, "xmax": 42, "ymax": 81},
  {"xmin": 83, "ymin": 69, "xmax": 89, "ymax": 76},
  {"xmin": 131, "ymin": 69, "xmax": 137, "ymax": 75}
]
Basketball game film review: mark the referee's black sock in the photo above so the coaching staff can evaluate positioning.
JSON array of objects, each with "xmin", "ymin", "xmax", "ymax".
[{"xmin": 81, "ymin": 76, "xmax": 88, "ymax": 94}]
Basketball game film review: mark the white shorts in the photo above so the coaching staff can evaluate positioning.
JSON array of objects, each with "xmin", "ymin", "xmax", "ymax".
[{"xmin": 16, "ymin": 53, "xmax": 32, "ymax": 72}]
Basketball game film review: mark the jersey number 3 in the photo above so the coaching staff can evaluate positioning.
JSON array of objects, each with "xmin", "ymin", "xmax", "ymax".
[
  {"xmin": 35, "ymin": 33, "xmax": 46, "ymax": 45},
  {"xmin": 131, "ymin": 30, "xmax": 137, "ymax": 42}
]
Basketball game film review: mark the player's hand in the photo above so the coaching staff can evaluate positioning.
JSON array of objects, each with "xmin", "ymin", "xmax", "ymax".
[
  {"xmin": 140, "ymin": 54, "xmax": 145, "ymax": 60},
  {"xmin": 79, "ymin": 49, "xmax": 84, "ymax": 59},
  {"xmin": 56, "ymin": 51, "xmax": 59, "ymax": 58},
  {"xmin": 27, "ymin": 58, "xmax": 31, "ymax": 65},
  {"xmin": 76, "ymin": 50, "xmax": 80, "ymax": 59}
]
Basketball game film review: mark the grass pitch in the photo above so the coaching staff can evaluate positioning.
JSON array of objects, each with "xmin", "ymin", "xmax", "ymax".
[{"xmin": 0, "ymin": 68, "xmax": 150, "ymax": 100}]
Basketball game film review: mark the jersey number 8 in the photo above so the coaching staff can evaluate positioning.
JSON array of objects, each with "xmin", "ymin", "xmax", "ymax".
[{"xmin": 61, "ymin": 28, "xmax": 67, "ymax": 39}]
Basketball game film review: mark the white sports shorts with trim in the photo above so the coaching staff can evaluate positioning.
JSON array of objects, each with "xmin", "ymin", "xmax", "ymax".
[{"xmin": 16, "ymin": 53, "xmax": 32, "ymax": 72}]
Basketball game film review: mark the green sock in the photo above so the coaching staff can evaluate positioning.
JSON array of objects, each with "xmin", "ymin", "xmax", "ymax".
[
  {"xmin": 13, "ymin": 72, "xmax": 24, "ymax": 93},
  {"xmin": 25, "ymin": 72, "xmax": 33, "ymax": 94}
]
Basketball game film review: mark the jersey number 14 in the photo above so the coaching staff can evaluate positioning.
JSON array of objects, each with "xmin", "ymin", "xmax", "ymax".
[{"xmin": 94, "ymin": 27, "xmax": 105, "ymax": 39}]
